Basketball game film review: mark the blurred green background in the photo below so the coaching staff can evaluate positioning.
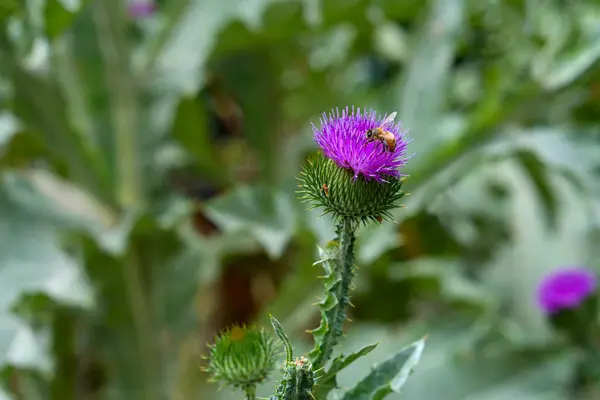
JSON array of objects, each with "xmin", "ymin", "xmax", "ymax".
[{"xmin": 1, "ymin": 0, "xmax": 600, "ymax": 399}]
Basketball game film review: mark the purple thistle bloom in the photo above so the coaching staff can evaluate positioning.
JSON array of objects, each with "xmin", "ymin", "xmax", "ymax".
[
  {"xmin": 536, "ymin": 267, "xmax": 597, "ymax": 314},
  {"xmin": 312, "ymin": 107, "xmax": 410, "ymax": 183},
  {"xmin": 128, "ymin": 1, "xmax": 156, "ymax": 18}
]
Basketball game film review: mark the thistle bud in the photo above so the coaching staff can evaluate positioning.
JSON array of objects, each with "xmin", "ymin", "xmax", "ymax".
[
  {"xmin": 205, "ymin": 326, "xmax": 279, "ymax": 390},
  {"xmin": 274, "ymin": 357, "xmax": 316, "ymax": 400},
  {"xmin": 298, "ymin": 107, "xmax": 410, "ymax": 224}
]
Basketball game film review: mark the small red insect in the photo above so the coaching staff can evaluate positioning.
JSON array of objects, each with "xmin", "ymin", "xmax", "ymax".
[{"xmin": 322, "ymin": 183, "xmax": 329, "ymax": 197}]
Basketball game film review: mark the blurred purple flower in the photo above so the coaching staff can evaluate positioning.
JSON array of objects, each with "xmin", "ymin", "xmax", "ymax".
[
  {"xmin": 536, "ymin": 267, "xmax": 597, "ymax": 314},
  {"xmin": 312, "ymin": 107, "xmax": 410, "ymax": 183},
  {"xmin": 128, "ymin": 1, "xmax": 156, "ymax": 18}
]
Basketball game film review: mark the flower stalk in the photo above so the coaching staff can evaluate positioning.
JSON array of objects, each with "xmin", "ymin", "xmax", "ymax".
[
  {"xmin": 244, "ymin": 385, "xmax": 256, "ymax": 400},
  {"xmin": 310, "ymin": 218, "xmax": 357, "ymax": 370}
]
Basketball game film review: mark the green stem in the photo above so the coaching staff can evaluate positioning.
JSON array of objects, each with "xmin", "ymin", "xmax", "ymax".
[
  {"xmin": 123, "ymin": 251, "xmax": 158, "ymax": 400},
  {"xmin": 94, "ymin": 0, "xmax": 142, "ymax": 209},
  {"xmin": 312, "ymin": 218, "xmax": 356, "ymax": 370},
  {"xmin": 51, "ymin": 38, "xmax": 97, "ymax": 153},
  {"xmin": 243, "ymin": 385, "xmax": 256, "ymax": 400},
  {"xmin": 93, "ymin": 2, "xmax": 155, "ymax": 399}
]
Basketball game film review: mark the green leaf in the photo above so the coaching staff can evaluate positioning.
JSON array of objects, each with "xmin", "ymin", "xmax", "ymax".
[
  {"xmin": 341, "ymin": 337, "xmax": 427, "ymax": 400},
  {"xmin": 269, "ymin": 314, "xmax": 293, "ymax": 363},
  {"xmin": 486, "ymin": 128, "xmax": 599, "ymax": 181},
  {"xmin": 205, "ymin": 185, "xmax": 296, "ymax": 259},
  {"xmin": 150, "ymin": 0, "xmax": 278, "ymax": 93},
  {"xmin": 4, "ymin": 55, "xmax": 111, "ymax": 205},
  {"xmin": 171, "ymin": 96, "xmax": 221, "ymax": 179},
  {"xmin": 398, "ymin": 0, "xmax": 465, "ymax": 163},
  {"xmin": 0, "ymin": 168, "xmax": 136, "ymax": 256},
  {"xmin": 0, "ymin": 112, "xmax": 20, "ymax": 148},
  {"xmin": 0, "ymin": 0, "xmax": 19, "ymax": 23},
  {"xmin": 514, "ymin": 151, "xmax": 559, "ymax": 230},
  {"xmin": 357, "ymin": 223, "xmax": 402, "ymax": 265},
  {"xmin": 0, "ymin": 387, "xmax": 11, "ymax": 400},
  {"xmin": 484, "ymin": 129, "xmax": 599, "ymax": 229},
  {"xmin": 534, "ymin": 33, "xmax": 600, "ymax": 90},
  {"xmin": 2, "ymin": 169, "xmax": 117, "ymax": 231},
  {"xmin": 0, "ymin": 186, "xmax": 93, "ymax": 372},
  {"xmin": 313, "ymin": 343, "xmax": 379, "ymax": 399},
  {"xmin": 335, "ymin": 322, "xmax": 576, "ymax": 400},
  {"xmin": 44, "ymin": 0, "xmax": 76, "ymax": 39},
  {"xmin": 388, "ymin": 258, "xmax": 495, "ymax": 311}
]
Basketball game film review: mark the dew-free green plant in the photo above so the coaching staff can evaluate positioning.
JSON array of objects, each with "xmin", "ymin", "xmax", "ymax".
[
  {"xmin": 205, "ymin": 326, "xmax": 280, "ymax": 399},
  {"xmin": 206, "ymin": 108, "xmax": 427, "ymax": 399}
]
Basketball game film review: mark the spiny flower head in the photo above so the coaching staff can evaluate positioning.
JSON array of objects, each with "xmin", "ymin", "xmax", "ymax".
[
  {"xmin": 274, "ymin": 356, "xmax": 316, "ymax": 400},
  {"xmin": 536, "ymin": 267, "xmax": 597, "ymax": 314},
  {"xmin": 205, "ymin": 325, "xmax": 280, "ymax": 390},
  {"xmin": 313, "ymin": 107, "xmax": 409, "ymax": 183},
  {"xmin": 298, "ymin": 107, "xmax": 410, "ymax": 224}
]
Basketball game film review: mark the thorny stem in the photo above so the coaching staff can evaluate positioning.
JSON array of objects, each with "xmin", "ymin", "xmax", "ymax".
[
  {"xmin": 312, "ymin": 218, "xmax": 356, "ymax": 370},
  {"xmin": 244, "ymin": 385, "xmax": 256, "ymax": 400}
]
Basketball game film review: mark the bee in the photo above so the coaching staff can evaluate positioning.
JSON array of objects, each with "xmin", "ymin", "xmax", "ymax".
[
  {"xmin": 322, "ymin": 183, "xmax": 329, "ymax": 197},
  {"xmin": 365, "ymin": 111, "xmax": 397, "ymax": 153}
]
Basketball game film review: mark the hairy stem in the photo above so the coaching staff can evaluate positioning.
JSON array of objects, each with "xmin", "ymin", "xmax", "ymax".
[
  {"xmin": 312, "ymin": 218, "xmax": 356, "ymax": 370},
  {"xmin": 244, "ymin": 385, "xmax": 256, "ymax": 400}
]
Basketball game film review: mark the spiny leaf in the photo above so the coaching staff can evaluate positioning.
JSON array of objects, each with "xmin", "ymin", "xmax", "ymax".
[
  {"xmin": 313, "ymin": 343, "xmax": 379, "ymax": 399},
  {"xmin": 308, "ymin": 242, "xmax": 341, "ymax": 364},
  {"xmin": 270, "ymin": 314, "xmax": 293, "ymax": 363},
  {"xmin": 341, "ymin": 337, "xmax": 427, "ymax": 400}
]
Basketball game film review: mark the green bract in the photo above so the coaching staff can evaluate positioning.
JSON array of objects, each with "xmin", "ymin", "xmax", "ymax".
[
  {"xmin": 298, "ymin": 153, "xmax": 406, "ymax": 224},
  {"xmin": 206, "ymin": 326, "xmax": 279, "ymax": 390},
  {"xmin": 273, "ymin": 357, "xmax": 316, "ymax": 400}
]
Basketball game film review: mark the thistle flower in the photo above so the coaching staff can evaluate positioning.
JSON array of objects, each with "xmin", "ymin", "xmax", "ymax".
[
  {"xmin": 205, "ymin": 326, "xmax": 280, "ymax": 390},
  {"xmin": 128, "ymin": 0, "xmax": 156, "ymax": 18},
  {"xmin": 299, "ymin": 107, "xmax": 410, "ymax": 224},
  {"xmin": 536, "ymin": 267, "xmax": 597, "ymax": 314},
  {"xmin": 314, "ymin": 107, "xmax": 409, "ymax": 182}
]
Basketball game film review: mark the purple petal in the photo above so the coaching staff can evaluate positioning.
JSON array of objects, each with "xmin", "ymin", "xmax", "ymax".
[
  {"xmin": 128, "ymin": 1, "xmax": 156, "ymax": 18},
  {"xmin": 313, "ymin": 107, "xmax": 411, "ymax": 182},
  {"xmin": 536, "ymin": 267, "xmax": 597, "ymax": 314}
]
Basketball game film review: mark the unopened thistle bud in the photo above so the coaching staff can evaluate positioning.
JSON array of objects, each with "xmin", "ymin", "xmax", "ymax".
[
  {"xmin": 205, "ymin": 326, "xmax": 280, "ymax": 391},
  {"xmin": 274, "ymin": 356, "xmax": 316, "ymax": 400},
  {"xmin": 298, "ymin": 107, "xmax": 410, "ymax": 224}
]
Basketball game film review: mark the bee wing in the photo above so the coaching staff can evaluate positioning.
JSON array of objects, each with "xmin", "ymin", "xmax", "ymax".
[{"xmin": 381, "ymin": 111, "xmax": 397, "ymax": 128}]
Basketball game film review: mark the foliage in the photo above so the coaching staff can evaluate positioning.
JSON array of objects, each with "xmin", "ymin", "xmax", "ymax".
[{"xmin": 0, "ymin": 0, "xmax": 599, "ymax": 399}]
